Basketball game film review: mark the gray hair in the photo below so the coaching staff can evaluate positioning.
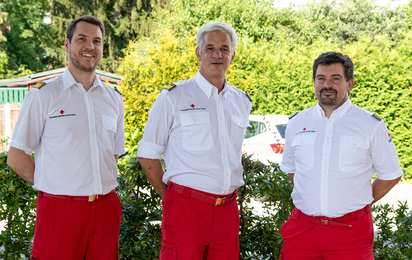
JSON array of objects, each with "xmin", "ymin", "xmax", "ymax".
[{"xmin": 196, "ymin": 22, "xmax": 238, "ymax": 54}]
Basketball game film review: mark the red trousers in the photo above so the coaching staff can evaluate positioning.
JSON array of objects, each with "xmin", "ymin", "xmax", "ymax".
[
  {"xmin": 160, "ymin": 182, "xmax": 240, "ymax": 260},
  {"xmin": 280, "ymin": 206, "xmax": 374, "ymax": 260},
  {"xmin": 31, "ymin": 190, "xmax": 122, "ymax": 260}
]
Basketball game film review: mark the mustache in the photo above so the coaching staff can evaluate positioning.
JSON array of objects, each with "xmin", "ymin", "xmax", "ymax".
[{"xmin": 320, "ymin": 88, "xmax": 338, "ymax": 95}]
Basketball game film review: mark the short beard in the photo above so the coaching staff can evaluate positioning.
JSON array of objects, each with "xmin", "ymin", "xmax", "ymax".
[
  {"xmin": 69, "ymin": 51, "xmax": 97, "ymax": 73},
  {"xmin": 319, "ymin": 88, "xmax": 338, "ymax": 106}
]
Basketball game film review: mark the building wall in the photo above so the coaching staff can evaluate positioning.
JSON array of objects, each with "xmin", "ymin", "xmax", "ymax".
[{"xmin": 0, "ymin": 103, "xmax": 21, "ymax": 151}]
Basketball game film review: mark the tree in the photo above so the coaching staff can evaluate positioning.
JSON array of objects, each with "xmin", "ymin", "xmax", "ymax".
[
  {"xmin": 45, "ymin": 0, "xmax": 170, "ymax": 72},
  {"xmin": 0, "ymin": 0, "xmax": 49, "ymax": 78}
]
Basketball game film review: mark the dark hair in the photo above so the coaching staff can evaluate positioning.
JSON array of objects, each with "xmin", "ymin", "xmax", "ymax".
[
  {"xmin": 313, "ymin": 51, "xmax": 354, "ymax": 81},
  {"xmin": 66, "ymin": 15, "xmax": 105, "ymax": 43}
]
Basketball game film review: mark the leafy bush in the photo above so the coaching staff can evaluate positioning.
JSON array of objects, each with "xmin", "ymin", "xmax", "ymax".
[
  {"xmin": 1, "ymin": 152, "xmax": 411, "ymax": 259},
  {"xmin": 116, "ymin": 156, "xmax": 162, "ymax": 259},
  {"xmin": 0, "ymin": 151, "xmax": 37, "ymax": 260},
  {"xmin": 373, "ymin": 202, "xmax": 412, "ymax": 260}
]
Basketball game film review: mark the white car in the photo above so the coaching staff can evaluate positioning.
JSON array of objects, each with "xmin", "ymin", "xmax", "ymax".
[{"xmin": 242, "ymin": 115, "xmax": 289, "ymax": 164}]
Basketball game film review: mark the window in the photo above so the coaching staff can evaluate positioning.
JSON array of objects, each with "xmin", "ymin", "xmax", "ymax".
[
  {"xmin": 259, "ymin": 122, "xmax": 267, "ymax": 133},
  {"xmin": 245, "ymin": 121, "xmax": 258, "ymax": 139}
]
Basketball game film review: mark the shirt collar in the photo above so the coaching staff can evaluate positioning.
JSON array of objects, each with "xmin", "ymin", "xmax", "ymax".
[
  {"xmin": 62, "ymin": 67, "xmax": 102, "ymax": 90},
  {"xmin": 316, "ymin": 98, "xmax": 352, "ymax": 120},
  {"xmin": 194, "ymin": 71, "xmax": 229, "ymax": 99}
]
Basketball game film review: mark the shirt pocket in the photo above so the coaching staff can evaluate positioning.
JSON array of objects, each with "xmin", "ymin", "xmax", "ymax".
[
  {"xmin": 230, "ymin": 115, "xmax": 250, "ymax": 153},
  {"xmin": 101, "ymin": 114, "xmax": 117, "ymax": 150},
  {"xmin": 292, "ymin": 134, "xmax": 316, "ymax": 171},
  {"xmin": 339, "ymin": 135, "xmax": 370, "ymax": 173},
  {"xmin": 180, "ymin": 111, "xmax": 212, "ymax": 151}
]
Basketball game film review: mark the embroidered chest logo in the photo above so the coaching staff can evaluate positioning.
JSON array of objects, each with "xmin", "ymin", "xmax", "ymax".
[
  {"xmin": 50, "ymin": 109, "xmax": 76, "ymax": 119},
  {"xmin": 296, "ymin": 127, "xmax": 315, "ymax": 135},
  {"xmin": 181, "ymin": 103, "xmax": 206, "ymax": 112}
]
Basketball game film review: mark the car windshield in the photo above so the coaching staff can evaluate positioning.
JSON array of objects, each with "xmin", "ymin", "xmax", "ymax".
[{"xmin": 275, "ymin": 124, "xmax": 287, "ymax": 139}]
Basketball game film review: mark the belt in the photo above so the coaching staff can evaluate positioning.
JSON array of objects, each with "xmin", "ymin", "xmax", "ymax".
[
  {"xmin": 295, "ymin": 205, "xmax": 371, "ymax": 227},
  {"xmin": 168, "ymin": 182, "xmax": 236, "ymax": 206},
  {"xmin": 39, "ymin": 190, "xmax": 115, "ymax": 202}
]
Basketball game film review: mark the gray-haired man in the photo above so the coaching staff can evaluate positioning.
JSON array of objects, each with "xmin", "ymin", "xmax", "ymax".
[{"xmin": 137, "ymin": 22, "xmax": 252, "ymax": 259}]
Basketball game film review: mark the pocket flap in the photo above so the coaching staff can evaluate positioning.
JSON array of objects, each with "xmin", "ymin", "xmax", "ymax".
[
  {"xmin": 180, "ymin": 112, "xmax": 210, "ymax": 126},
  {"xmin": 292, "ymin": 134, "xmax": 317, "ymax": 146},
  {"xmin": 340, "ymin": 135, "xmax": 369, "ymax": 149},
  {"xmin": 231, "ymin": 115, "xmax": 250, "ymax": 128}
]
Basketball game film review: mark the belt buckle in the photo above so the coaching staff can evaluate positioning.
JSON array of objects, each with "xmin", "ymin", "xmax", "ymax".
[
  {"xmin": 215, "ymin": 197, "xmax": 225, "ymax": 206},
  {"xmin": 88, "ymin": 195, "xmax": 98, "ymax": 202},
  {"xmin": 320, "ymin": 219, "xmax": 329, "ymax": 226}
]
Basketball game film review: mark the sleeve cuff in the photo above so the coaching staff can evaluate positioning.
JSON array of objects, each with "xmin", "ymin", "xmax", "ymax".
[
  {"xmin": 9, "ymin": 140, "xmax": 33, "ymax": 155},
  {"xmin": 280, "ymin": 164, "xmax": 295, "ymax": 174},
  {"xmin": 376, "ymin": 167, "xmax": 404, "ymax": 181},
  {"xmin": 136, "ymin": 140, "xmax": 165, "ymax": 159}
]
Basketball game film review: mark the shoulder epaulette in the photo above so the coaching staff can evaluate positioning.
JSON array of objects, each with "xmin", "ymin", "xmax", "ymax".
[
  {"xmin": 163, "ymin": 83, "xmax": 177, "ymax": 91},
  {"xmin": 114, "ymin": 87, "xmax": 122, "ymax": 96},
  {"xmin": 32, "ymin": 81, "xmax": 46, "ymax": 89},
  {"xmin": 289, "ymin": 112, "xmax": 299, "ymax": 120},
  {"xmin": 244, "ymin": 91, "xmax": 252, "ymax": 103},
  {"xmin": 372, "ymin": 113, "xmax": 383, "ymax": 121}
]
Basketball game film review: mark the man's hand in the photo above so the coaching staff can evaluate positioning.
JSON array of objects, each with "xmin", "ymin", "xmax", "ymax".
[
  {"xmin": 7, "ymin": 147, "xmax": 35, "ymax": 185},
  {"xmin": 138, "ymin": 157, "xmax": 167, "ymax": 198}
]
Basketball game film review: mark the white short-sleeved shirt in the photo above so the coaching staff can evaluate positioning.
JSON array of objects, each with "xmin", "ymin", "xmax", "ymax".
[
  {"xmin": 137, "ymin": 71, "xmax": 252, "ymax": 195},
  {"xmin": 281, "ymin": 99, "xmax": 403, "ymax": 217},
  {"xmin": 10, "ymin": 68, "xmax": 125, "ymax": 196}
]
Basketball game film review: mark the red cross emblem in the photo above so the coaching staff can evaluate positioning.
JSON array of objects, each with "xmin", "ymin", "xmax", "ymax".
[{"xmin": 60, "ymin": 110, "xmax": 64, "ymax": 114}]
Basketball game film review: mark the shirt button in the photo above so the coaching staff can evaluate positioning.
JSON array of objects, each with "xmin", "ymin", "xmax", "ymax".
[
  {"xmin": 322, "ymin": 190, "xmax": 325, "ymax": 193},
  {"xmin": 324, "ymin": 153, "xmax": 328, "ymax": 157},
  {"xmin": 221, "ymin": 136, "xmax": 224, "ymax": 139},
  {"xmin": 223, "ymin": 155, "xmax": 226, "ymax": 158},
  {"xmin": 323, "ymin": 209, "xmax": 326, "ymax": 212},
  {"xmin": 91, "ymin": 130, "xmax": 95, "ymax": 134},
  {"xmin": 194, "ymin": 119, "xmax": 197, "ymax": 122},
  {"xmin": 354, "ymin": 143, "xmax": 357, "ymax": 146},
  {"xmin": 93, "ymin": 149, "xmax": 97, "ymax": 152},
  {"xmin": 112, "ymin": 127, "xmax": 115, "ymax": 130},
  {"xmin": 226, "ymin": 173, "xmax": 229, "ymax": 176},
  {"xmin": 220, "ymin": 117, "xmax": 223, "ymax": 120},
  {"xmin": 323, "ymin": 171, "xmax": 326, "ymax": 174}
]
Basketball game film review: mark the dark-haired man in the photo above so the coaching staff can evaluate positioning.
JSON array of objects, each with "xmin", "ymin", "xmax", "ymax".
[
  {"xmin": 7, "ymin": 15, "xmax": 125, "ymax": 259},
  {"xmin": 280, "ymin": 51, "xmax": 403, "ymax": 259}
]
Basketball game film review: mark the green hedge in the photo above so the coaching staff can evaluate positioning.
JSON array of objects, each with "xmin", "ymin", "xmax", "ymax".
[{"xmin": 1, "ymin": 152, "xmax": 411, "ymax": 259}]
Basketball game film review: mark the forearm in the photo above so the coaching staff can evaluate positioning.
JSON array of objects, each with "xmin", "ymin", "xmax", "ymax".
[
  {"xmin": 7, "ymin": 147, "xmax": 35, "ymax": 185},
  {"xmin": 138, "ymin": 157, "xmax": 167, "ymax": 198},
  {"xmin": 371, "ymin": 177, "xmax": 402, "ymax": 204},
  {"xmin": 288, "ymin": 173, "xmax": 294, "ymax": 182}
]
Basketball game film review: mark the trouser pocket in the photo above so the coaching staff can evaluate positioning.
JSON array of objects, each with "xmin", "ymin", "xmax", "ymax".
[{"xmin": 160, "ymin": 240, "xmax": 177, "ymax": 260}]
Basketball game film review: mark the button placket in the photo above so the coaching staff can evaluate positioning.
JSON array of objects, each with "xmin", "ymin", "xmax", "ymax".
[{"xmin": 85, "ymin": 91, "xmax": 102, "ymax": 194}]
